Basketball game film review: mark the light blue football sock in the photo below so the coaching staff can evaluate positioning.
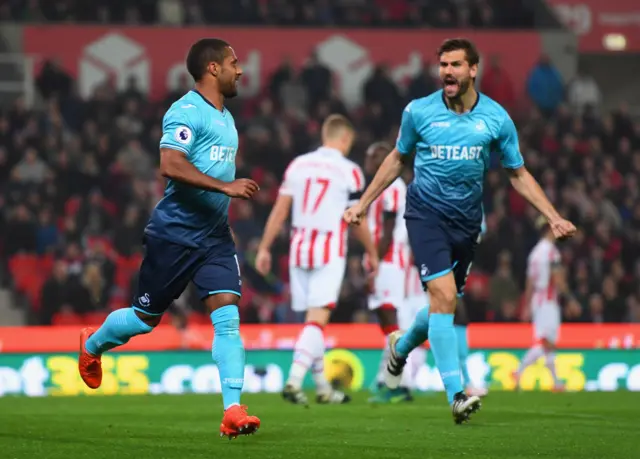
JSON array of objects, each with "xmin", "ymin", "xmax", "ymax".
[
  {"xmin": 84, "ymin": 307, "xmax": 153, "ymax": 356},
  {"xmin": 455, "ymin": 325, "xmax": 471, "ymax": 388},
  {"xmin": 396, "ymin": 305, "xmax": 430, "ymax": 358},
  {"xmin": 429, "ymin": 313, "xmax": 463, "ymax": 405},
  {"xmin": 211, "ymin": 305, "xmax": 245, "ymax": 410}
]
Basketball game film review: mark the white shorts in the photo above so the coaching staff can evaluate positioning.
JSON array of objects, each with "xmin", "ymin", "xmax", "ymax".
[
  {"xmin": 398, "ymin": 292, "xmax": 429, "ymax": 331},
  {"xmin": 533, "ymin": 302, "xmax": 561, "ymax": 344},
  {"xmin": 289, "ymin": 259, "xmax": 346, "ymax": 312},
  {"xmin": 368, "ymin": 262, "xmax": 406, "ymax": 310}
]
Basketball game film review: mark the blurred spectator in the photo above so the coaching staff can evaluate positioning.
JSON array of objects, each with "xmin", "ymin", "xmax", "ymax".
[
  {"xmin": 73, "ymin": 262, "xmax": 110, "ymax": 312},
  {"xmin": 488, "ymin": 251, "xmax": 520, "ymax": 317},
  {"xmin": 12, "ymin": 148, "xmax": 48, "ymax": 184},
  {"xmin": 567, "ymin": 67, "xmax": 602, "ymax": 116},
  {"xmin": 300, "ymin": 51, "xmax": 332, "ymax": 110},
  {"xmin": 5, "ymin": 205, "xmax": 37, "ymax": 256},
  {"xmin": 36, "ymin": 59, "xmax": 73, "ymax": 101},
  {"xmin": 526, "ymin": 55, "xmax": 564, "ymax": 117},
  {"xmin": 406, "ymin": 63, "xmax": 437, "ymax": 102},
  {"xmin": 39, "ymin": 260, "xmax": 75, "ymax": 325},
  {"xmin": 363, "ymin": 64, "xmax": 402, "ymax": 122},
  {"xmin": 35, "ymin": 207, "xmax": 59, "ymax": 255},
  {"xmin": 480, "ymin": 55, "xmax": 515, "ymax": 110},
  {"xmin": 157, "ymin": 0, "xmax": 185, "ymax": 25}
]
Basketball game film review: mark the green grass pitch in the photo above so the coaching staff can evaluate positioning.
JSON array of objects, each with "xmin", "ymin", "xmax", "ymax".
[{"xmin": 1, "ymin": 391, "xmax": 638, "ymax": 459}]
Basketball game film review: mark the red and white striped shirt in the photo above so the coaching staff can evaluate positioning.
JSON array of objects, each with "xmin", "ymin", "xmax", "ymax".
[
  {"xmin": 527, "ymin": 238, "xmax": 561, "ymax": 308},
  {"xmin": 367, "ymin": 178, "xmax": 409, "ymax": 268},
  {"xmin": 280, "ymin": 146, "xmax": 365, "ymax": 269}
]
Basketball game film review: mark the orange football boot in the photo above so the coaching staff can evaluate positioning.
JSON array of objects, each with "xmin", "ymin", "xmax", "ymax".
[
  {"xmin": 78, "ymin": 327, "xmax": 102, "ymax": 389},
  {"xmin": 219, "ymin": 405, "xmax": 261, "ymax": 439}
]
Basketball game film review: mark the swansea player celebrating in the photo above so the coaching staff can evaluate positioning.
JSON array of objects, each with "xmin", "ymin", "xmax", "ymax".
[
  {"xmin": 344, "ymin": 38, "xmax": 576, "ymax": 424},
  {"xmin": 78, "ymin": 38, "xmax": 261, "ymax": 438}
]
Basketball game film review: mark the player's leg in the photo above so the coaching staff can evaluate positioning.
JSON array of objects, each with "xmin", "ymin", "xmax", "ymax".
[
  {"xmin": 432, "ymin": 234, "xmax": 481, "ymax": 421},
  {"xmin": 282, "ymin": 265, "xmax": 314, "ymax": 404},
  {"xmin": 514, "ymin": 307, "xmax": 548, "ymax": 386},
  {"xmin": 284, "ymin": 260, "xmax": 350, "ymax": 405},
  {"xmin": 79, "ymin": 236, "xmax": 194, "ymax": 389},
  {"xmin": 400, "ymin": 293, "xmax": 429, "ymax": 386},
  {"xmin": 540, "ymin": 306, "xmax": 563, "ymax": 391},
  {"xmin": 192, "ymin": 248, "xmax": 259, "ymax": 438},
  {"xmin": 454, "ymin": 324, "xmax": 471, "ymax": 388},
  {"xmin": 384, "ymin": 219, "xmax": 440, "ymax": 389},
  {"xmin": 368, "ymin": 263, "xmax": 413, "ymax": 403}
]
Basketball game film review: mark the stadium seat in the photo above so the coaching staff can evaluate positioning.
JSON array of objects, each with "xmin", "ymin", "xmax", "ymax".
[
  {"xmin": 52, "ymin": 311, "xmax": 84, "ymax": 326},
  {"xmin": 83, "ymin": 311, "xmax": 109, "ymax": 325}
]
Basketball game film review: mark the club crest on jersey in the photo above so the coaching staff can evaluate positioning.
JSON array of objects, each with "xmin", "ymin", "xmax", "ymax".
[
  {"xmin": 175, "ymin": 126, "xmax": 192, "ymax": 144},
  {"xmin": 475, "ymin": 120, "xmax": 486, "ymax": 131}
]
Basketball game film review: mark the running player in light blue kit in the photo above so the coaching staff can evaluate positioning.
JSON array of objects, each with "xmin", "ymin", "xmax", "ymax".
[
  {"xmin": 78, "ymin": 38, "xmax": 262, "ymax": 438},
  {"xmin": 344, "ymin": 38, "xmax": 576, "ymax": 424}
]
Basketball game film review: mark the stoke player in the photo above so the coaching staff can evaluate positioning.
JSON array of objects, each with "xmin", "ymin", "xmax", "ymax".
[
  {"xmin": 397, "ymin": 260, "xmax": 429, "ymax": 391},
  {"xmin": 256, "ymin": 115, "xmax": 379, "ymax": 405},
  {"xmin": 513, "ymin": 216, "xmax": 569, "ymax": 391},
  {"xmin": 78, "ymin": 38, "xmax": 261, "ymax": 438},
  {"xmin": 344, "ymin": 38, "xmax": 576, "ymax": 424},
  {"xmin": 363, "ymin": 141, "xmax": 413, "ymax": 403}
]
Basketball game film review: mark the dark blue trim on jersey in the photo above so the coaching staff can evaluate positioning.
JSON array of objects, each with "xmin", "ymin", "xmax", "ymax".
[
  {"xmin": 190, "ymin": 89, "xmax": 227, "ymax": 115},
  {"xmin": 441, "ymin": 90, "xmax": 480, "ymax": 113}
]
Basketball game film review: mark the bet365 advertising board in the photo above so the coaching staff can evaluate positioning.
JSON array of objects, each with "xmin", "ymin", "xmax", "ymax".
[
  {"xmin": 1, "ymin": 324, "xmax": 638, "ymax": 397},
  {"xmin": 1, "ymin": 349, "xmax": 639, "ymax": 397}
]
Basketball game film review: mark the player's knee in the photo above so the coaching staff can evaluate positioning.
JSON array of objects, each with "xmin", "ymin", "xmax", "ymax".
[
  {"xmin": 133, "ymin": 309, "xmax": 161, "ymax": 329},
  {"xmin": 428, "ymin": 283, "xmax": 457, "ymax": 313},
  {"xmin": 305, "ymin": 306, "xmax": 332, "ymax": 326},
  {"xmin": 541, "ymin": 339, "xmax": 554, "ymax": 352},
  {"xmin": 205, "ymin": 293, "xmax": 240, "ymax": 313}
]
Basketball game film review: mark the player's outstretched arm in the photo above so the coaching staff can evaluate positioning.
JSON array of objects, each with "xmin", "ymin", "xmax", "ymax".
[
  {"xmin": 160, "ymin": 148, "xmax": 259, "ymax": 199},
  {"xmin": 506, "ymin": 166, "xmax": 576, "ymax": 240},
  {"xmin": 344, "ymin": 149, "xmax": 404, "ymax": 225},
  {"xmin": 255, "ymin": 194, "xmax": 293, "ymax": 276},
  {"xmin": 497, "ymin": 115, "xmax": 575, "ymax": 240}
]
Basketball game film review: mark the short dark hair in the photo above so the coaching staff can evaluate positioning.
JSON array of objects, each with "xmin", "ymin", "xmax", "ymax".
[
  {"xmin": 437, "ymin": 38, "xmax": 480, "ymax": 67},
  {"xmin": 186, "ymin": 38, "xmax": 231, "ymax": 82}
]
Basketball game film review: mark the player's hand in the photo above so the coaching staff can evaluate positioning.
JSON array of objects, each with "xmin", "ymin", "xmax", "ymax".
[
  {"xmin": 255, "ymin": 248, "xmax": 272, "ymax": 276},
  {"xmin": 223, "ymin": 179, "xmax": 260, "ymax": 199},
  {"xmin": 343, "ymin": 203, "xmax": 366, "ymax": 226},
  {"xmin": 549, "ymin": 217, "xmax": 577, "ymax": 240},
  {"xmin": 365, "ymin": 252, "xmax": 379, "ymax": 285}
]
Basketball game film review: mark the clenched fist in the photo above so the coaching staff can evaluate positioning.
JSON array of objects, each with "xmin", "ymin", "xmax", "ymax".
[
  {"xmin": 222, "ymin": 179, "xmax": 260, "ymax": 199},
  {"xmin": 343, "ymin": 204, "xmax": 366, "ymax": 226},
  {"xmin": 549, "ymin": 217, "xmax": 577, "ymax": 240}
]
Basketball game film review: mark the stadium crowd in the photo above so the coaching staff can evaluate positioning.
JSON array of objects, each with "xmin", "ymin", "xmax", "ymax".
[
  {"xmin": 1, "ymin": 45, "xmax": 639, "ymax": 327},
  {"xmin": 1, "ymin": 0, "xmax": 535, "ymax": 28}
]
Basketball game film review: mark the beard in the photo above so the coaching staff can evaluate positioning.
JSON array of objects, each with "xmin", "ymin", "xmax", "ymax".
[
  {"xmin": 221, "ymin": 82, "xmax": 238, "ymax": 99},
  {"xmin": 442, "ymin": 76, "xmax": 472, "ymax": 99}
]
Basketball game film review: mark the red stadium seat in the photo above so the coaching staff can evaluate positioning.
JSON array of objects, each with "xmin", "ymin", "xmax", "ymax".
[
  {"xmin": 83, "ymin": 311, "xmax": 109, "ymax": 325},
  {"xmin": 52, "ymin": 311, "xmax": 84, "ymax": 326}
]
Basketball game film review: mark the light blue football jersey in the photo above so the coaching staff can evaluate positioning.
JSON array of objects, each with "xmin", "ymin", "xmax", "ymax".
[
  {"xmin": 396, "ymin": 90, "xmax": 523, "ymax": 236},
  {"xmin": 145, "ymin": 90, "xmax": 238, "ymax": 248}
]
